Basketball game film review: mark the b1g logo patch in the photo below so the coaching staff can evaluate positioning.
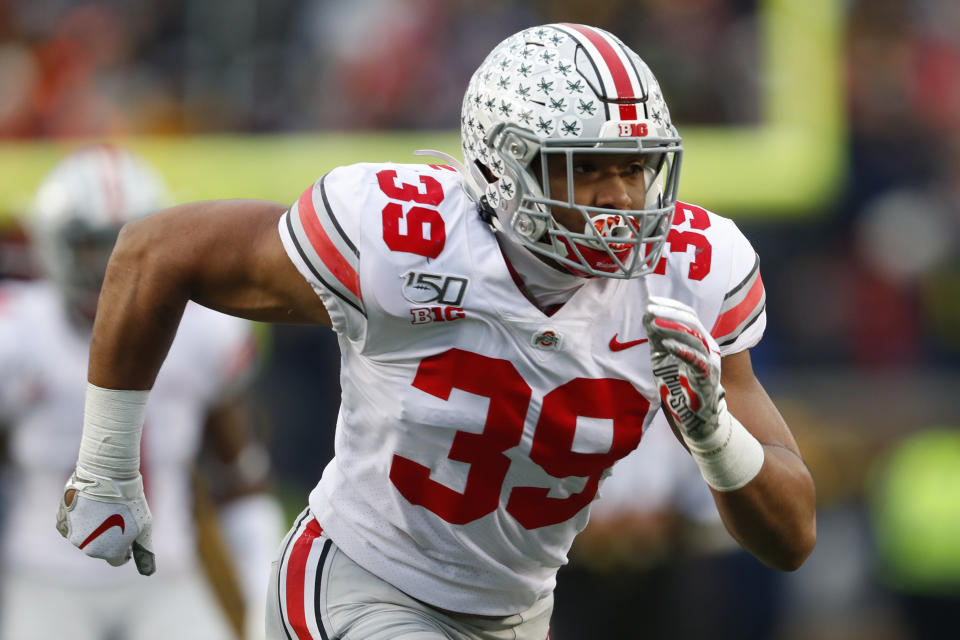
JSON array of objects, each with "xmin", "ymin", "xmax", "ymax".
[
  {"xmin": 617, "ymin": 122, "xmax": 648, "ymax": 137},
  {"xmin": 402, "ymin": 271, "xmax": 469, "ymax": 306},
  {"xmin": 410, "ymin": 306, "xmax": 465, "ymax": 325}
]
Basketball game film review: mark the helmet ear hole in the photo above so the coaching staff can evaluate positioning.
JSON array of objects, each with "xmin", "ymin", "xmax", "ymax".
[{"xmin": 474, "ymin": 160, "xmax": 496, "ymax": 184}]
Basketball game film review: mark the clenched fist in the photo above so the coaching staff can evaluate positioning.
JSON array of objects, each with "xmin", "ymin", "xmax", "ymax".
[{"xmin": 57, "ymin": 465, "xmax": 156, "ymax": 575}]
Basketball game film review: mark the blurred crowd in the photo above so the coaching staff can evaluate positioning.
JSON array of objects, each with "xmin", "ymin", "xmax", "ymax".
[
  {"xmin": 1, "ymin": 0, "xmax": 959, "ymax": 638},
  {"xmin": 0, "ymin": 0, "xmax": 761, "ymax": 136}
]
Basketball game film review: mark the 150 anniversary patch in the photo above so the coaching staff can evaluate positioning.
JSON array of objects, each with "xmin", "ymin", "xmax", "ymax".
[{"xmin": 401, "ymin": 271, "xmax": 469, "ymax": 306}]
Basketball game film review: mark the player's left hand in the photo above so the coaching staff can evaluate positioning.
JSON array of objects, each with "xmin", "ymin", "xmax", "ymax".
[
  {"xmin": 643, "ymin": 296, "xmax": 723, "ymax": 443},
  {"xmin": 56, "ymin": 465, "xmax": 156, "ymax": 575}
]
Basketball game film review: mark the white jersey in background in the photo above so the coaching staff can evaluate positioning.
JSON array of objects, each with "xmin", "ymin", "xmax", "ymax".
[
  {"xmin": 0, "ymin": 281, "xmax": 256, "ymax": 638},
  {"xmin": 278, "ymin": 162, "xmax": 766, "ymax": 615}
]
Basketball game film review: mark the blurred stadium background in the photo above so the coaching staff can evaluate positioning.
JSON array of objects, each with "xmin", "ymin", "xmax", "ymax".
[{"xmin": 1, "ymin": 0, "xmax": 959, "ymax": 638}]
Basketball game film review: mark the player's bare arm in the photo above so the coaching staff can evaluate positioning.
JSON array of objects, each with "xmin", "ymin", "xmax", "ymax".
[
  {"xmin": 708, "ymin": 350, "xmax": 815, "ymax": 570},
  {"xmin": 90, "ymin": 199, "xmax": 330, "ymax": 391},
  {"xmin": 59, "ymin": 198, "xmax": 324, "ymax": 576},
  {"xmin": 645, "ymin": 297, "xmax": 815, "ymax": 571}
]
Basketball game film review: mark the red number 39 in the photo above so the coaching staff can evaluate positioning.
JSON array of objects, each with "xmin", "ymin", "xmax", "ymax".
[
  {"xmin": 377, "ymin": 169, "xmax": 447, "ymax": 258},
  {"xmin": 389, "ymin": 349, "xmax": 651, "ymax": 529},
  {"xmin": 655, "ymin": 203, "xmax": 713, "ymax": 280}
]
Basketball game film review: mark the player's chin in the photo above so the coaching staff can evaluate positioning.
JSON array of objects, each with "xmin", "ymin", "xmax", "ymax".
[{"xmin": 558, "ymin": 239, "xmax": 633, "ymax": 278}]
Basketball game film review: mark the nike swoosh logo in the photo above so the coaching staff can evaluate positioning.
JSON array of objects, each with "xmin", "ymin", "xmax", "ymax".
[
  {"xmin": 79, "ymin": 514, "xmax": 125, "ymax": 549},
  {"xmin": 609, "ymin": 334, "xmax": 649, "ymax": 351}
]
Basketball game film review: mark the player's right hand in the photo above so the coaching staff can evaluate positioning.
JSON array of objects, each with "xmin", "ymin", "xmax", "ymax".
[{"xmin": 56, "ymin": 465, "xmax": 156, "ymax": 576}]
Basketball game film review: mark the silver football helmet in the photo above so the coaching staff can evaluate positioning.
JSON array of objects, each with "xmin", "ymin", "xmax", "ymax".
[
  {"xmin": 27, "ymin": 145, "xmax": 169, "ymax": 320},
  {"xmin": 460, "ymin": 24, "xmax": 682, "ymax": 278}
]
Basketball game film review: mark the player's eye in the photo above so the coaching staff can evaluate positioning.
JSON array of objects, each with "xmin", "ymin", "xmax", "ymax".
[{"xmin": 572, "ymin": 161, "xmax": 596, "ymax": 174}]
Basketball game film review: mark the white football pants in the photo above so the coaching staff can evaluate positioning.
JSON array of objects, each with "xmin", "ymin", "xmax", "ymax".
[{"xmin": 266, "ymin": 509, "xmax": 553, "ymax": 640}]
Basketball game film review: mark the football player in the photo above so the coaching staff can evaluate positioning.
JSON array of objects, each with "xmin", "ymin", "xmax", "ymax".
[
  {"xmin": 0, "ymin": 145, "xmax": 284, "ymax": 640},
  {"xmin": 56, "ymin": 25, "xmax": 815, "ymax": 640}
]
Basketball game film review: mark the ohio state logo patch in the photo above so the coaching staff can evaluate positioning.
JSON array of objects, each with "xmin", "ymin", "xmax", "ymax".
[{"xmin": 531, "ymin": 328, "xmax": 562, "ymax": 350}]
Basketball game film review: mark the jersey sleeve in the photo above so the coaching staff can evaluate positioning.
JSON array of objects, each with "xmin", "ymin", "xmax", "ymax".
[
  {"xmin": 277, "ymin": 167, "xmax": 365, "ymax": 338},
  {"xmin": 710, "ymin": 224, "xmax": 766, "ymax": 356}
]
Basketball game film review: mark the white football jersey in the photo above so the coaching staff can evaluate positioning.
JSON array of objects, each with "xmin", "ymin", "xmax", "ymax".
[
  {"xmin": 278, "ymin": 162, "xmax": 766, "ymax": 615},
  {"xmin": 0, "ymin": 282, "xmax": 257, "ymax": 584}
]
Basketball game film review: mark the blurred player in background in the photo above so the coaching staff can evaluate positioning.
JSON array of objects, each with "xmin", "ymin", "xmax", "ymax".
[
  {"xmin": 56, "ymin": 25, "xmax": 815, "ymax": 640},
  {"xmin": 0, "ymin": 145, "xmax": 284, "ymax": 640}
]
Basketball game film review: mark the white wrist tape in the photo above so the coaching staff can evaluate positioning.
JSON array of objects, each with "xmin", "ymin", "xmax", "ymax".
[
  {"xmin": 683, "ymin": 404, "xmax": 765, "ymax": 492},
  {"xmin": 78, "ymin": 383, "xmax": 150, "ymax": 479}
]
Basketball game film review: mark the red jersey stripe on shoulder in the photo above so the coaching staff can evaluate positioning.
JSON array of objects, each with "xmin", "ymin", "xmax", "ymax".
[
  {"xmin": 711, "ymin": 273, "xmax": 765, "ymax": 340},
  {"xmin": 96, "ymin": 145, "xmax": 126, "ymax": 224},
  {"xmin": 296, "ymin": 186, "xmax": 362, "ymax": 300},
  {"xmin": 560, "ymin": 24, "xmax": 638, "ymax": 120}
]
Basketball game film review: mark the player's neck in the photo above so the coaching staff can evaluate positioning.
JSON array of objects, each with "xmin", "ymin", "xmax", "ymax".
[{"xmin": 495, "ymin": 232, "xmax": 584, "ymax": 314}]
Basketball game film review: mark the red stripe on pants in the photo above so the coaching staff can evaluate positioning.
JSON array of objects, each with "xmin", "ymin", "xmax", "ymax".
[{"xmin": 285, "ymin": 519, "xmax": 323, "ymax": 640}]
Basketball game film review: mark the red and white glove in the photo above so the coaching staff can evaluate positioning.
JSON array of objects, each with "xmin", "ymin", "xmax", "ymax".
[
  {"xmin": 56, "ymin": 465, "xmax": 156, "ymax": 575},
  {"xmin": 643, "ymin": 296, "xmax": 764, "ymax": 492},
  {"xmin": 57, "ymin": 465, "xmax": 156, "ymax": 576},
  {"xmin": 643, "ymin": 296, "xmax": 724, "ymax": 443},
  {"xmin": 57, "ymin": 383, "xmax": 155, "ymax": 574}
]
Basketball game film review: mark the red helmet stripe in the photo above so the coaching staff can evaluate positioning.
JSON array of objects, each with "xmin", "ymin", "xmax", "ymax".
[
  {"xmin": 560, "ymin": 24, "xmax": 639, "ymax": 120},
  {"xmin": 97, "ymin": 145, "xmax": 126, "ymax": 223}
]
